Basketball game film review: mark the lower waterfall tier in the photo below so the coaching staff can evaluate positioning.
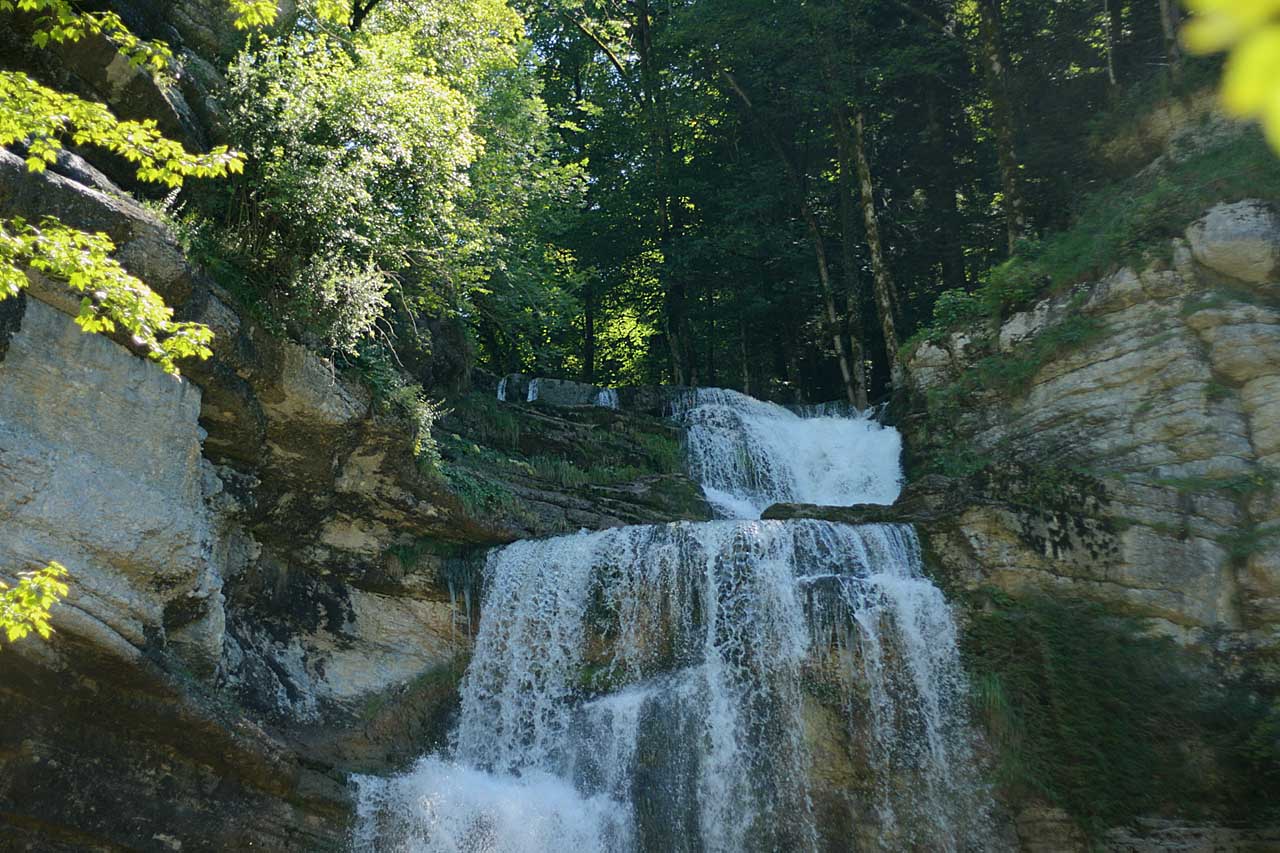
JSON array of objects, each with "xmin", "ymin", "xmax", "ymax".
[{"xmin": 354, "ymin": 520, "xmax": 990, "ymax": 852}]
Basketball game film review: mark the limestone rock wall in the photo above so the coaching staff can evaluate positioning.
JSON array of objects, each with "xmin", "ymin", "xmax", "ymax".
[{"xmin": 905, "ymin": 199, "xmax": 1280, "ymax": 658}]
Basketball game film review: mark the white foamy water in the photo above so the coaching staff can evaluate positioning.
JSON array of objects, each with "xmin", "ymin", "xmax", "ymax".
[
  {"xmin": 674, "ymin": 388, "xmax": 902, "ymax": 518},
  {"xmin": 353, "ymin": 387, "xmax": 987, "ymax": 852}
]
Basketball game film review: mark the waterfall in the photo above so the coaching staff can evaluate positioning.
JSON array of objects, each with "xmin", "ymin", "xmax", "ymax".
[
  {"xmin": 496, "ymin": 376, "xmax": 507, "ymax": 402},
  {"xmin": 675, "ymin": 388, "xmax": 902, "ymax": 518},
  {"xmin": 354, "ymin": 388, "xmax": 988, "ymax": 852},
  {"xmin": 593, "ymin": 387, "xmax": 620, "ymax": 409}
]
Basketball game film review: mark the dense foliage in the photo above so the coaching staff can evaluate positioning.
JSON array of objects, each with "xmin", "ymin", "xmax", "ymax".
[
  {"xmin": 185, "ymin": 0, "xmax": 584, "ymax": 371},
  {"xmin": 28, "ymin": 0, "xmax": 1254, "ymax": 407},
  {"xmin": 489, "ymin": 0, "xmax": 1264, "ymax": 402}
]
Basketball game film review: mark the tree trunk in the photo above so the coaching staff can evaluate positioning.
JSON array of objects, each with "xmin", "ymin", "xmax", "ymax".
[
  {"xmin": 582, "ymin": 280, "xmax": 596, "ymax": 384},
  {"xmin": 831, "ymin": 106, "xmax": 871, "ymax": 409},
  {"xmin": 1156, "ymin": 0, "xmax": 1183, "ymax": 86},
  {"xmin": 924, "ymin": 83, "xmax": 967, "ymax": 293},
  {"xmin": 851, "ymin": 110, "xmax": 904, "ymax": 390},
  {"xmin": 1104, "ymin": 0, "xmax": 1119, "ymax": 87},
  {"xmin": 636, "ymin": 0, "xmax": 695, "ymax": 386},
  {"xmin": 975, "ymin": 0, "xmax": 1031, "ymax": 254}
]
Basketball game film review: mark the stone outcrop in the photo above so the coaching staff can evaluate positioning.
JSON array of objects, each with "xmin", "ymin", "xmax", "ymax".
[{"xmin": 901, "ymin": 200, "xmax": 1280, "ymax": 652}]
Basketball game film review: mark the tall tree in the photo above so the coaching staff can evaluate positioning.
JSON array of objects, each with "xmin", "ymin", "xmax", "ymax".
[
  {"xmin": 850, "ymin": 109, "xmax": 904, "ymax": 388},
  {"xmin": 974, "ymin": 0, "xmax": 1031, "ymax": 253},
  {"xmin": 719, "ymin": 70, "xmax": 864, "ymax": 407}
]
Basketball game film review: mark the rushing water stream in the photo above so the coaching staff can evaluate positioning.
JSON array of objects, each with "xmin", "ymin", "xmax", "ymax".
[{"xmin": 354, "ymin": 389, "xmax": 988, "ymax": 852}]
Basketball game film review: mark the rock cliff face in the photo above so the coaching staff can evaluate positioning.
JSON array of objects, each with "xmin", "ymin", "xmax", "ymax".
[
  {"xmin": 888, "ymin": 199, "xmax": 1280, "ymax": 850},
  {"xmin": 903, "ymin": 199, "xmax": 1280, "ymax": 655}
]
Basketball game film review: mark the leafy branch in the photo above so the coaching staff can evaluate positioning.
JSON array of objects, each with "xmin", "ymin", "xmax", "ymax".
[
  {"xmin": 2, "ymin": 0, "xmax": 174, "ymax": 72},
  {"xmin": 0, "ymin": 71, "xmax": 244, "ymax": 186},
  {"xmin": 0, "ymin": 562, "xmax": 69, "ymax": 644},
  {"xmin": 0, "ymin": 218, "xmax": 214, "ymax": 372}
]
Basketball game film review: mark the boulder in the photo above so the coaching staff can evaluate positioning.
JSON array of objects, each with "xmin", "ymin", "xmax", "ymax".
[{"xmin": 1186, "ymin": 200, "xmax": 1280, "ymax": 285}]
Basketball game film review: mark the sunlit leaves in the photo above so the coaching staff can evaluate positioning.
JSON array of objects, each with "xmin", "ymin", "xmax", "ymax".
[
  {"xmin": 228, "ymin": 0, "xmax": 279, "ymax": 28},
  {"xmin": 0, "ymin": 72, "xmax": 245, "ymax": 188},
  {"xmin": 0, "ymin": 67, "xmax": 237, "ymax": 375},
  {"xmin": 0, "ymin": 562, "xmax": 69, "ymax": 644},
  {"xmin": 0, "ymin": 218, "xmax": 213, "ymax": 373},
  {"xmin": 228, "ymin": 0, "xmax": 365, "ymax": 30},
  {"xmin": 1, "ymin": 0, "xmax": 174, "ymax": 73},
  {"xmin": 1183, "ymin": 0, "xmax": 1280, "ymax": 150},
  {"xmin": 219, "ymin": 26, "xmax": 488, "ymax": 350}
]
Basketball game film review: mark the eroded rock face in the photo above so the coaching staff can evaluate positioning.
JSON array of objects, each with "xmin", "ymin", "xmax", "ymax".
[
  {"xmin": 0, "ymin": 297, "xmax": 220, "ymax": 671},
  {"xmin": 904, "ymin": 203, "xmax": 1280, "ymax": 650}
]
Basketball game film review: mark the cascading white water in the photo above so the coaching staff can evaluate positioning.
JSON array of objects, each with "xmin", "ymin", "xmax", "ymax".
[
  {"xmin": 674, "ymin": 388, "xmax": 902, "ymax": 518},
  {"xmin": 592, "ymin": 387, "xmax": 620, "ymax": 409},
  {"xmin": 354, "ymin": 387, "xmax": 987, "ymax": 852}
]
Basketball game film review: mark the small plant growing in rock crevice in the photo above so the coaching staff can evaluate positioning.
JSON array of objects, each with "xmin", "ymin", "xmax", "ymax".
[{"xmin": 347, "ymin": 343, "xmax": 442, "ymax": 470}]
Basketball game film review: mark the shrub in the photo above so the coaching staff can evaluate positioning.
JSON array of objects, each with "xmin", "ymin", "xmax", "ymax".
[
  {"xmin": 349, "ymin": 343, "xmax": 442, "ymax": 468},
  {"xmin": 291, "ymin": 256, "xmax": 391, "ymax": 356}
]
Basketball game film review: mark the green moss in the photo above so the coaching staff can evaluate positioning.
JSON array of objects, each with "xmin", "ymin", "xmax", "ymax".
[
  {"xmin": 1150, "ymin": 468, "xmax": 1277, "ymax": 498},
  {"xmin": 1219, "ymin": 524, "xmax": 1280, "ymax": 560},
  {"xmin": 357, "ymin": 656, "xmax": 468, "ymax": 741},
  {"xmin": 1205, "ymin": 380, "xmax": 1233, "ymax": 402},
  {"xmin": 925, "ymin": 445, "xmax": 992, "ymax": 479}
]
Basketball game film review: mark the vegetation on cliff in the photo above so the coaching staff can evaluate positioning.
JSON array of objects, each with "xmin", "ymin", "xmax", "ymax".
[{"xmin": 964, "ymin": 590, "xmax": 1280, "ymax": 835}]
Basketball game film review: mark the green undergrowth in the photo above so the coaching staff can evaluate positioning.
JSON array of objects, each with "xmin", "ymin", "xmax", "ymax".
[
  {"xmin": 446, "ymin": 392, "xmax": 522, "ymax": 451},
  {"xmin": 905, "ymin": 130, "xmax": 1280, "ymax": 356},
  {"xmin": 440, "ymin": 464, "xmax": 528, "ymax": 523},
  {"xmin": 1082, "ymin": 59, "xmax": 1221, "ymax": 149},
  {"xmin": 963, "ymin": 590, "xmax": 1280, "ymax": 836}
]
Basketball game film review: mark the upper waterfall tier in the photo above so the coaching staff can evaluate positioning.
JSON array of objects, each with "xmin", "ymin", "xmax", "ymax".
[{"xmin": 674, "ymin": 388, "xmax": 903, "ymax": 518}]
